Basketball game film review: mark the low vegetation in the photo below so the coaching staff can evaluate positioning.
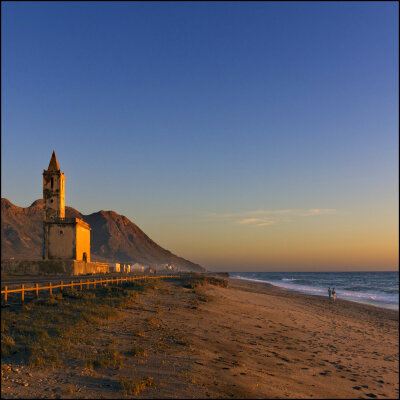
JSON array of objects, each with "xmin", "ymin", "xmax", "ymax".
[
  {"xmin": 132, "ymin": 330, "xmax": 146, "ymax": 338},
  {"xmin": 1, "ymin": 284, "xmax": 138, "ymax": 368},
  {"xmin": 178, "ymin": 273, "xmax": 228, "ymax": 289},
  {"xmin": 126, "ymin": 346, "xmax": 147, "ymax": 357},
  {"xmin": 1, "ymin": 274, "xmax": 225, "ymax": 372},
  {"xmin": 119, "ymin": 376, "xmax": 154, "ymax": 395}
]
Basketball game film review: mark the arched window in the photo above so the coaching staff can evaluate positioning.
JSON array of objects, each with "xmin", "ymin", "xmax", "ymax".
[{"xmin": 51, "ymin": 177, "xmax": 54, "ymax": 189}]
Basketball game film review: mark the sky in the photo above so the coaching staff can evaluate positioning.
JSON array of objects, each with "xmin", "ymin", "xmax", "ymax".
[{"xmin": 1, "ymin": 1, "xmax": 398, "ymax": 272}]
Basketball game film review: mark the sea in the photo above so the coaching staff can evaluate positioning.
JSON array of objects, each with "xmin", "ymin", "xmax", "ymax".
[{"xmin": 230, "ymin": 271, "xmax": 399, "ymax": 311}]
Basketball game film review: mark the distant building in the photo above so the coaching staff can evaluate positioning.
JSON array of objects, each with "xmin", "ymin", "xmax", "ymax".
[
  {"xmin": 131, "ymin": 263, "xmax": 145, "ymax": 273},
  {"xmin": 120, "ymin": 264, "xmax": 130, "ymax": 273},
  {"xmin": 109, "ymin": 263, "xmax": 120, "ymax": 272}
]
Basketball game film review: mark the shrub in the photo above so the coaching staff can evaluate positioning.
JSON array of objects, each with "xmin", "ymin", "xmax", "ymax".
[
  {"xmin": 147, "ymin": 318, "xmax": 160, "ymax": 328},
  {"xmin": 1, "ymin": 319, "xmax": 7, "ymax": 333},
  {"xmin": 94, "ymin": 348, "xmax": 124, "ymax": 369},
  {"xmin": 1, "ymin": 334, "xmax": 15, "ymax": 357},
  {"xmin": 132, "ymin": 331, "xmax": 146, "ymax": 338},
  {"xmin": 119, "ymin": 376, "xmax": 154, "ymax": 395},
  {"xmin": 126, "ymin": 346, "xmax": 147, "ymax": 357}
]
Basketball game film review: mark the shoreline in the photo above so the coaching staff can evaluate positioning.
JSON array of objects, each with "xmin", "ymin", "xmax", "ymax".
[{"xmin": 230, "ymin": 275, "xmax": 399, "ymax": 312}]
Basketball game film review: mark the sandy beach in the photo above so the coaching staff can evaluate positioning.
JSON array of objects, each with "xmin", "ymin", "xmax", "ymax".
[{"xmin": 1, "ymin": 276, "xmax": 398, "ymax": 399}]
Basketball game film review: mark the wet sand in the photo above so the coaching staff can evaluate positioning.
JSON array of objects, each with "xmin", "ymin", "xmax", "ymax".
[{"xmin": 1, "ymin": 277, "xmax": 398, "ymax": 398}]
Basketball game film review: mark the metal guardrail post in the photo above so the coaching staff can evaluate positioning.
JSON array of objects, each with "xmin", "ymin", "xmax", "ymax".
[
  {"xmin": 80, "ymin": 280, "xmax": 83, "ymax": 291},
  {"xmin": 71, "ymin": 280, "xmax": 74, "ymax": 291},
  {"xmin": 21, "ymin": 284, "xmax": 25, "ymax": 302},
  {"xmin": 60, "ymin": 281, "xmax": 63, "ymax": 293},
  {"xmin": 36, "ymin": 283, "xmax": 39, "ymax": 298},
  {"xmin": 87, "ymin": 279, "xmax": 89, "ymax": 289},
  {"xmin": 4, "ymin": 286, "xmax": 7, "ymax": 302},
  {"xmin": 49, "ymin": 282, "xmax": 52, "ymax": 296}
]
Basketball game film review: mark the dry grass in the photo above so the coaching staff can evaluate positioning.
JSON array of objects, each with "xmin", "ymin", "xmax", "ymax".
[
  {"xmin": 178, "ymin": 274, "xmax": 228, "ymax": 289},
  {"xmin": 1, "ymin": 285, "xmax": 140, "ymax": 369},
  {"xmin": 93, "ymin": 347, "xmax": 125, "ymax": 369},
  {"xmin": 126, "ymin": 346, "xmax": 147, "ymax": 357},
  {"xmin": 147, "ymin": 318, "xmax": 160, "ymax": 328},
  {"xmin": 119, "ymin": 376, "xmax": 154, "ymax": 395},
  {"xmin": 132, "ymin": 331, "xmax": 146, "ymax": 338},
  {"xmin": 174, "ymin": 336, "xmax": 188, "ymax": 346},
  {"xmin": 1, "ymin": 335, "xmax": 15, "ymax": 358},
  {"xmin": 1, "ymin": 274, "xmax": 218, "ymax": 371}
]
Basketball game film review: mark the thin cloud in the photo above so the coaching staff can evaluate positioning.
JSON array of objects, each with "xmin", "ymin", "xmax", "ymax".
[
  {"xmin": 237, "ymin": 218, "xmax": 263, "ymax": 225},
  {"xmin": 206, "ymin": 208, "xmax": 336, "ymax": 218},
  {"xmin": 205, "ymin": 208, "xmax": 337, "ymax": 228},
  {"xmin": 237, "ymin": 217, "xmax": 276, "ymax": 227},
  {"xmin": 257, "ymin": 221, "xmax": 275, "ymax": 227}
]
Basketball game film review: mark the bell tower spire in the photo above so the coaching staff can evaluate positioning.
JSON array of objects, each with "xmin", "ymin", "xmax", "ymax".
[
  {"xmin": 48, "ymin": 150, "xmax": 60, "ymax": 171},
  {"xmin": 43, "ymin": 150, "xmax": 65, "ymax": 220}
]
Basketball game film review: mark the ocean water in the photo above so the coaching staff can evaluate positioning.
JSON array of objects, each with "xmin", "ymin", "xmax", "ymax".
[{"xmin": 230, "ymin": 271, "xmax": 399, "ymax": 311}]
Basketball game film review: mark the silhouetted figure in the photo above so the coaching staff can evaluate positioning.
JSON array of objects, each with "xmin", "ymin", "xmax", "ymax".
[
  {"xmin": 332, "ymin": 288, "xmax": 337, "ymax": 302},
  {"xmin": 328, "ymin": 287, "xmax": 332, "ymax": 301}
]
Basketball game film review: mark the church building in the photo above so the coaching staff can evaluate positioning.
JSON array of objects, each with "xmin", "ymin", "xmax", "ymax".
[
  {"xmin": 42, "ymin": 151, "xmax": 91, "ymax": 262},
  {"xmin": 1, "ymin": 151, "xmax": 108, "ymax": 276}
]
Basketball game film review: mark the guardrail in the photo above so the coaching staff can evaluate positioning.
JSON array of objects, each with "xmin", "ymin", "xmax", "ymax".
[{"xmin": 1, "ymin": 275, "xmax": 179, "ymax": 303}]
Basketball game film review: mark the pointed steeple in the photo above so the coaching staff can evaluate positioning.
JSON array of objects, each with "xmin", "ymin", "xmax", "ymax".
[{"xmin": 47, "ymin": 151, "xmax": 60, "ymax": 171}]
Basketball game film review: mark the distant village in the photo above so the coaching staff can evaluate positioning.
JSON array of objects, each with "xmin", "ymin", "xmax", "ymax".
[{"xmin": 109, "ymin": 262, "xmax": 176, "ymax": 274}]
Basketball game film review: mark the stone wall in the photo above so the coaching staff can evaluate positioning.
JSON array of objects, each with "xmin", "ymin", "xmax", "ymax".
[
  {"xmin": 47, "ymin": 223, "xmax": 75, "ymax": 259},
  {"xmin": 73, "ymin": 261, "xmax": 109, "ymax": 275},
  {"xmin": 75, "ymin": 223, "xmax": 91, "ymax": 262},
  {"xmin": 1, "ymin": 259, "xmax": 74, "ymax": 276},
  {"xmin": 1, "ymin": 259, "xmax": 109, "ymax": 276}
]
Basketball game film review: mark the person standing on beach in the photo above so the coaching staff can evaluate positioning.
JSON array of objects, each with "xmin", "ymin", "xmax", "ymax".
[
  {"xmin": 328, "ymin": 287, "xmax": 332, "ymax": 301},
  {"xmin": 332, "ymin": 288, "xmax": 336, "ymax": 302}
]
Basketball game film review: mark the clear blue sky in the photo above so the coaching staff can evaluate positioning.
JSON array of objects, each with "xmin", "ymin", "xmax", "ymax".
[{"xmin": 2, "ymin": 2, "xmax": 398, "ymax": 271}]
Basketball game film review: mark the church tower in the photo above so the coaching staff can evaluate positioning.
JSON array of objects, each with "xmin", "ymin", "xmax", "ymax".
[
  {"xmin": 42, "ymin": 151, "xmax": 91, "ymax": 262},
  {"xmin": 43, "ymin": 151, "xmax": 65, "ymax": 220}
]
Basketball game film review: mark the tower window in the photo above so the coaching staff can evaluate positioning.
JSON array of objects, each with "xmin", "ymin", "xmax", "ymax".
[
  {"xmin": 59, "ymin": 230, "xmax": 64, "ymax": 235},
  {"xmin": 50, "ymin": 199, "xmax": 53, "ymax": 203},
  {"xmin": 51, "ymin": 177, "xmax": 54, "ymax": 189}
]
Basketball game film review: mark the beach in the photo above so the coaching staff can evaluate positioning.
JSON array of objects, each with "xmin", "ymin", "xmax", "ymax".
[{"xmin": 1, "ymin": 276, "xmax": 398, "ymax": 399}]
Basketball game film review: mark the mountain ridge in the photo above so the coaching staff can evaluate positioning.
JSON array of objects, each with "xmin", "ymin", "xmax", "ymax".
[{"xmin": 1, "ymin": 198, "xmax": 205, "ymax": 273}]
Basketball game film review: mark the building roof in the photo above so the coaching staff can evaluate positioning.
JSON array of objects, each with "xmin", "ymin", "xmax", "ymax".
[{"xmin": 47, "ymin": 150, "xmax": 61, "ymax": 171}]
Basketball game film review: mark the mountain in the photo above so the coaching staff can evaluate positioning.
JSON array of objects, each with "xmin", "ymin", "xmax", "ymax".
[{"xmin": 1, "ymin": 198, "xmax": 205, "ymax": 272}]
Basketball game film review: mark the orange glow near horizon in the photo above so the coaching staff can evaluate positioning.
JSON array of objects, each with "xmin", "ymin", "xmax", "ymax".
[{"xmin": 144, "ymin": 207, "xmax": 399, "ymax": 272}]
